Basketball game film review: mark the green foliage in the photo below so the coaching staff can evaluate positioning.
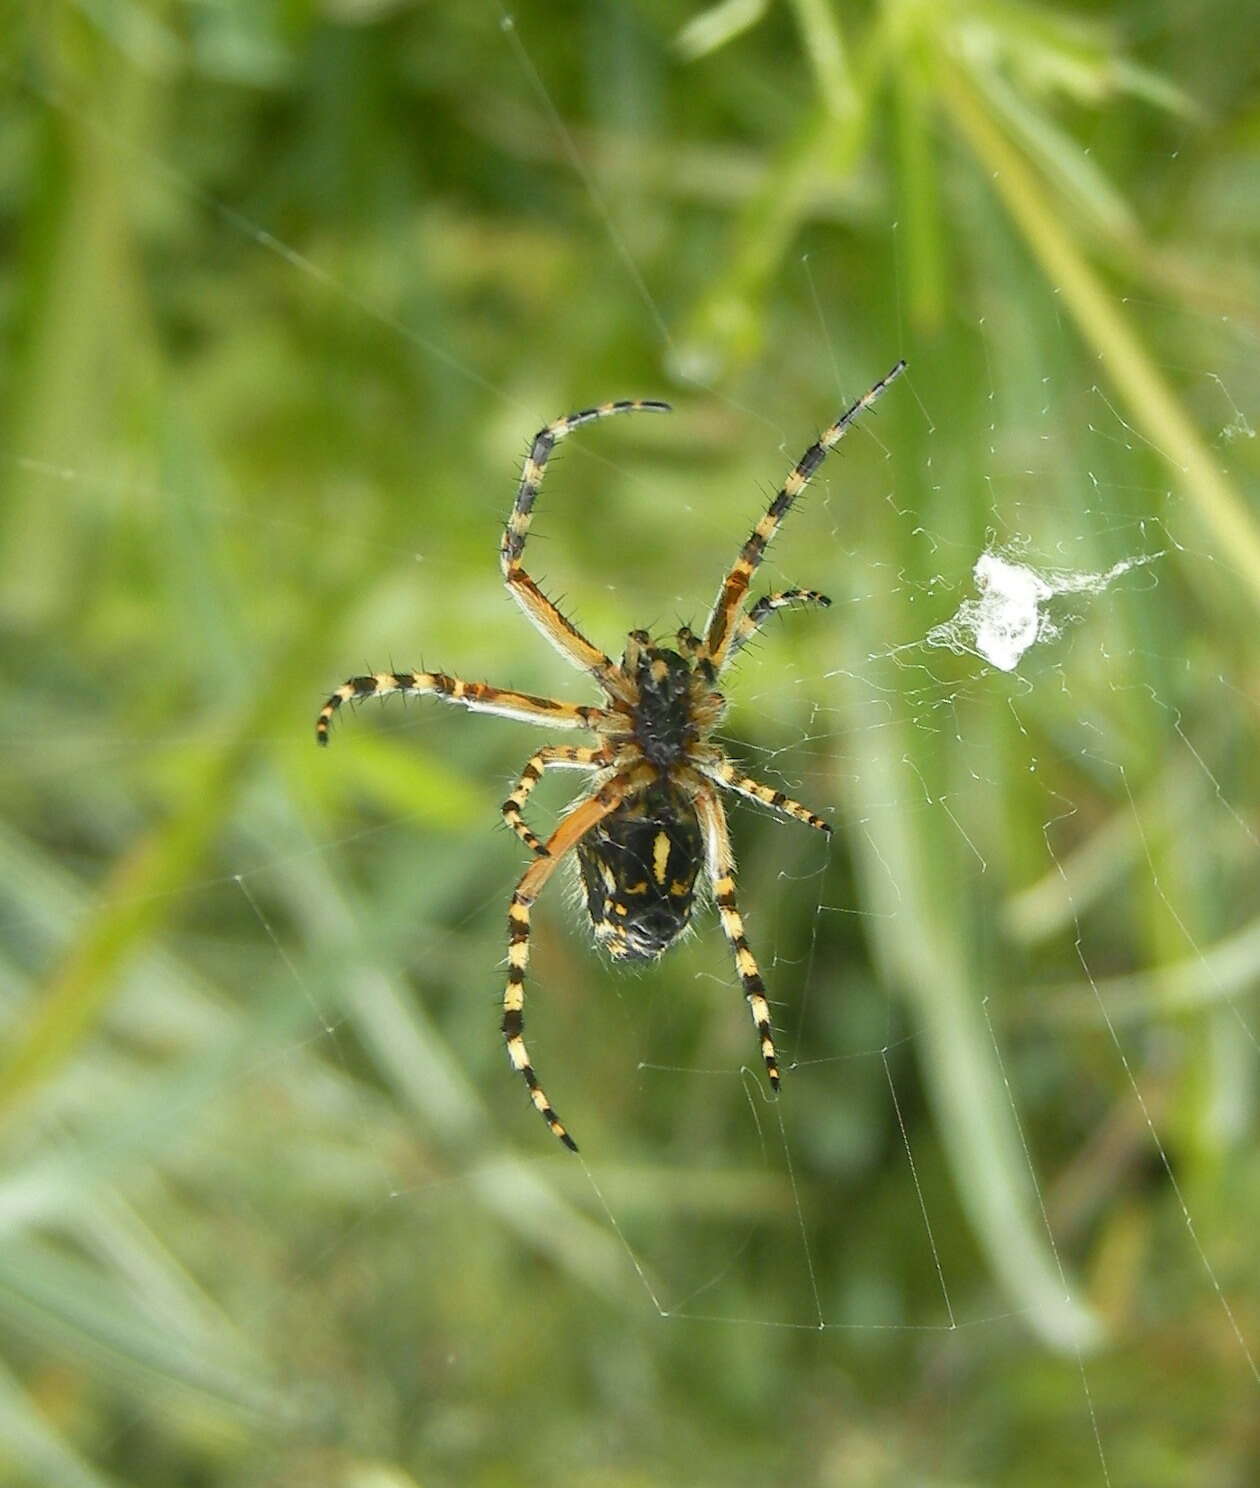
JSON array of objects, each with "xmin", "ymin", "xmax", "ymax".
[{"xmin": 3, "ymin": 1, "xmax": 1259, "ymax": 1483}]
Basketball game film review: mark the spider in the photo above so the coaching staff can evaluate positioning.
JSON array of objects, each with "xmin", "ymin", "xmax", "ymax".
[{"xmin": 317, "ymin": 361, "xmax": 905, "ymax": 1150}]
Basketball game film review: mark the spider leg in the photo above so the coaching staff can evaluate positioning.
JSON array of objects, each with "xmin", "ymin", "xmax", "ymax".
[
  {"xmin": 703, "ymin": 361, "xmax": 906, "ymax": 673},
  {"xmin": 502, "ymin": 400, "xmax": 670, "ymax": 686},
  {"xmin": 728, "ymin": 589, "xmax": 831, "ymax": 658},
  {"xmin": 316, "ymin": 671, "xmax": 605, "ymax": 744},
  {"xmin": 694, "ymin": 787, "xmax": 781, "ymax": 1090},
  {"xmin": 504, "ymin": 772, "xmax": 640, "ymax": 1150},
  {"xmin": 502, "ymin": 744, "xmax": 611, "ymax": 856},
  {"xmin": 697, "ymin": 758, "xmax": 832, "ymax": 835}
]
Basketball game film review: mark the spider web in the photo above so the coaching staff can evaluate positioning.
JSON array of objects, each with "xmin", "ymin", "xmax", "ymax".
[{"xmin": 3, "ymin": 7, "xmax": 1260, "ymax": 1485}]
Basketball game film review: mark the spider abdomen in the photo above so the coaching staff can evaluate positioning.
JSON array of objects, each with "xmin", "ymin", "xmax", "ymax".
[{"xmin": 576, "ymin": 781, "xmax": 702, "ymax": 960}]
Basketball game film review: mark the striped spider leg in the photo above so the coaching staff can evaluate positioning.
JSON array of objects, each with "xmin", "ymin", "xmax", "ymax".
[
  {"xmin": 702, "ymin": 360, "xmax": 906, "ymax": 673},
  {"xmin": 501, "ymin": 743, "xmax": 613, "ymax": 856},
  {"xmin": 503, "ymin": 769, "xmax": 647, "ymax": 1150},
  {"xmin": 728, "ymin": 589, "xmax": 831, "ymax": 659},
  {"xmin": 501, "ymin": 398, "xmax": 670, "ymax": 688},
  {"xmin": 319, "ymin": 400, "xmax": 671, "ymax": 744},
  {"xmin": 695, "ymin": 755, "xmax": 833, "ymax": 836},
  {"xmin": 316, "ymin": 670, "xmax": 605, "ymax": 744},
  {"xmin": 693, "ymin": 784, "xmax": 782, "ymax": 1089}
]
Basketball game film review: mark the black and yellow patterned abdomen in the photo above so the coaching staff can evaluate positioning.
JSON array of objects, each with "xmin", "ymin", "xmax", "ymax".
[{"xmin": 577, "ymin": 780, "xmax": 702, "ymax": 960}]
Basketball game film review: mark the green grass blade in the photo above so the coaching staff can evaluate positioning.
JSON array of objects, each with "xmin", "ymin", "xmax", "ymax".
[{"xmin": 941, "ymin": 63, "xmax": 1260, "ymax": 611}]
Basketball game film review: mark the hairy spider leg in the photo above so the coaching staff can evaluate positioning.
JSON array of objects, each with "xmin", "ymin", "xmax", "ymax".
[
  {"xmin": 503, "ymin": 774, "xmax": 641, "ymax": 1151},
  {"xmin": 697, "ymin": 757, "xmax": 832, "ymax": 834},
  {"xmin": 703, "ymin": 360, "xmax": 906, "ymax": 672},
  {"xmin": 502, "ymin": 400, "xmax": 671, "ymax": 686},
  {"xmin": 501, "ymin": 744, "xmax": 612, "ymax": 856},
  {"xmin": 694, "ymin": 788, "xmax": 782, "ymax": 1089},
  {"xmin": 728, "ymin": 589, "xmax": 831, "ymax": 658},
  {"xmin": 316, "ymin": 671, "xmax": 603, "ymax": 744}
]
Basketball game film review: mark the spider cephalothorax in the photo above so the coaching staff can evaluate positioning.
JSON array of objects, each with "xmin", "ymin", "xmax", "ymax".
[
  {"xmin": 317, "ymin": 364, "xmax": 905, "ymax": 1149},
  {"xmin": 630, "ymin": 645, "xmax": 706, "ymax": 766}
]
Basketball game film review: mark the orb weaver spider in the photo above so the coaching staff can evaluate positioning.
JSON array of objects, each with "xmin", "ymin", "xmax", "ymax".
[{"xmin": 317, "ymin": 361, "xmax": 905, "ymax": 1149}]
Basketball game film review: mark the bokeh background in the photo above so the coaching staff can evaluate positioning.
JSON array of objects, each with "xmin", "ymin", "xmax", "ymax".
[{"xmin": 4, "ymin": 2, "xmax": 1260, "ymax": 1484}]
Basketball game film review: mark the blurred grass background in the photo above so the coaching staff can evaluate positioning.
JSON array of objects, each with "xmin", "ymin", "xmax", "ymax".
[{"xmin": 3, "ymin": 1, "xmax": 1260, "ymax": 1484}]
